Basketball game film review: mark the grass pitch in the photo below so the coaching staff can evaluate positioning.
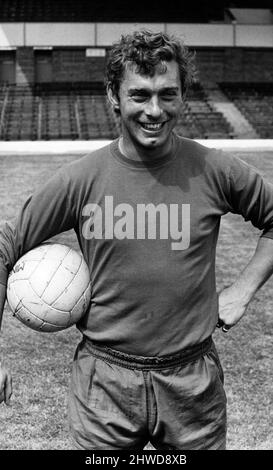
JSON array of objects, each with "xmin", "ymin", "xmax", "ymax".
[{"xmin": 0, "ymin": 149, "xmax": 272, "ymax": 450}]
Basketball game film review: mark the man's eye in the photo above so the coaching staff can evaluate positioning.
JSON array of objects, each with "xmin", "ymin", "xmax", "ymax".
[
  {"xmin": 161, "ymin": 93, "xmax": 177, "ymax": 100},
  {"xmin": 132, "ymin": 94, "xmax": 148, "ymax": 102}
]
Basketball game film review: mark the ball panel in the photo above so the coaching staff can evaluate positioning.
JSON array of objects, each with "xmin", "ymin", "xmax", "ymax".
[
  {"xmin": 51, "ymin": 257, "xmax": 91, "ymax": 310},
  {"xmin": 40, "ymin": 249, "xmax": 83, "ymax": 305},
  {"xmin": 15, "ymin": 304, "xmax": 45, "ymax": 331},
  {"xmin": 16, "ymin": 305, "xmax": 70, "ymax": 332},
  {"xmin": 7, "ymin": 279, "xmax": 30, "ymax": 312},
  {"xmin": 7, "ymin": 280, "xmax": 70, "ymax": 328},
  {"xmin": 24, "ymin": 300, "xmax": 70, "ymax": 324},
  {"xmin": 7, "ymin": 282, "xmax": 45, "ymax": 330},
  {"xmin": 44, "ymin": 243, "xmax": 71, "ymax": 258},
  {"xmin": 9, "ymin": 259, "xmax": 41, "ymax": 283},
  {"xmin": 38, "ymin": 322, "xmax": 68, "ymax": 333},
  {"xmin": 29, "ymin": 245, "xmax": 74, "ymax": 299},
  {"xmin": 8, "ymin": 279, "xmax": 47, "ymax": 317}
]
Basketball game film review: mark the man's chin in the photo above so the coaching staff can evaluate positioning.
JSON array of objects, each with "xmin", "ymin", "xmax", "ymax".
[{"xmin": 138, "ymin": 133, "xmax": 170, "ymax": 149}]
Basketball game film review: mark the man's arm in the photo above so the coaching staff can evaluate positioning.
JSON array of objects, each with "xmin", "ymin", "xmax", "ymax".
[
  {"xmin": 0, "ymin": 168, "xmax": 76, "ymax": 289},
  {"xmin": 218, "ymin": 236, "xmax": 273, "ymax": 330},
  {"xmin": 0, "ymin": 167, "xmax": 76, "ymax": 406},
  {"xmin": 0, "ymin": 283, "xmax": 12, "ymax": 405}
]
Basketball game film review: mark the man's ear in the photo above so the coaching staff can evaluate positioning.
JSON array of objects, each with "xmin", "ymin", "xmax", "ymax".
[{"xmin": 107, "ymin": 84, "xmax": 120, "ymax": 114}]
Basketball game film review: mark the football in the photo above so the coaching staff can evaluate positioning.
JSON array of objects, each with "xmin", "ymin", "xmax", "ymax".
[{"xmin": 6, "ymin": 243, "xmax": 91, "ymax": 332}]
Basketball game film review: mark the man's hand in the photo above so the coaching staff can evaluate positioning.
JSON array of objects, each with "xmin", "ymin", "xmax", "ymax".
[
  {"xmin": 217, "ymin": 284, "xmax": 251, "ymax": 333},
  {"xmin": 217, "ymin": 237, "xmax": 273, "ymax": 333},
  {"xmin": 0, "ymin": 363, "xmax": 12, "ymax": 405}
]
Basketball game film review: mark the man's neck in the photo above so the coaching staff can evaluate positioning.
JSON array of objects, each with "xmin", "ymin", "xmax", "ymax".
[{"xmin": 119, "ymin": 135, "xmax": 174, "ymax": 163}]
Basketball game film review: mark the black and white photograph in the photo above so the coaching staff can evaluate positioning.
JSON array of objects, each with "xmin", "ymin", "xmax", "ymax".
[{"xmin": 0, "ymin": 0, "xmax": 272, "ymax": 457}]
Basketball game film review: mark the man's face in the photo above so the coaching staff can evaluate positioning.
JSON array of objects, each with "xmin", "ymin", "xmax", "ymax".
[{"xmin": 111, "ymin": 60, "xmax": 183, "ymax": 154}]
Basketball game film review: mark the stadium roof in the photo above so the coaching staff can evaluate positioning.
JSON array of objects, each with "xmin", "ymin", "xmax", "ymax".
[{"xmin": 0, "ymin": 1, "xmax": 271, "ymax": 23}]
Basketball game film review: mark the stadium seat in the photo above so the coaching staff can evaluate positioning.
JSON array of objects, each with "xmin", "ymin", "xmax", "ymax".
[
  {"xmin": 1, "ymin": 81, "xmax": 268, "ymax": 141},
  {"xmin": 218, "ymin": 83, "xmax": 273, "ymax": 139}
]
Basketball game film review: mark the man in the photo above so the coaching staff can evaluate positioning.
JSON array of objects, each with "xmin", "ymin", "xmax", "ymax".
[{"xmin": 1, "ymin": 30, "xmax": 273, "ymax": 450}]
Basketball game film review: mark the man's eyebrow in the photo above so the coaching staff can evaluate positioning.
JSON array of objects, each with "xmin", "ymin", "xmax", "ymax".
[
  {"xmin": 128, "ymin": 86, "xmax": 180, "ymax": 93},
  {"xmin": 161, "ymin": 86, "xmax": 180, "ymax": 92},
  {"xmin": 128, "ymin": 87, "xmax": 149, "ymax": 93}
]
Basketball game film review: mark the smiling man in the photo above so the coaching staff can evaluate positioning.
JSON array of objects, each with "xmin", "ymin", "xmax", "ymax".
[
  {"xmin": 1, "ymin": 30, "xmax": 273, "ymax": 451},
  {"xmin": 108, "ymin": 59, "xmax": 183, "ymax": 158}
]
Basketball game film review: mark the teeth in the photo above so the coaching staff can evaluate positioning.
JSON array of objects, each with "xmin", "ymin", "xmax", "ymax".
[{"xmin": 141, "ymin": 123, "xmax": 164, "ymax": 131}]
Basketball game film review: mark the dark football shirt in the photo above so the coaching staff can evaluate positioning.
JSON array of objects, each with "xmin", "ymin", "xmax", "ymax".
[{"xmin": 1, "ymin": 134, "xmax": 273, "ymax": 355}]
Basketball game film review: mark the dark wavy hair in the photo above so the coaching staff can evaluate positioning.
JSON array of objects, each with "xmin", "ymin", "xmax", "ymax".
[{"xmin": 106, "ymin": 30, "xmax": 196, "ymax": 98}]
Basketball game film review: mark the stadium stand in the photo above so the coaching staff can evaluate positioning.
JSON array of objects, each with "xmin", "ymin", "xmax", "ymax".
[
  {"xmin": 0, "ymin": 1, "xmax": 272, "ymax": 140},
  {"xmin": 5, "ymin": 79, "xmax": 273, "ymax": 141},
  {"xmin": 0, "ymin": 82, "xmax": 238, "ymax": 141},
  {"xmin": 0, "ymin": 85, "xmax": 38, "ymax": 140},
  {"xmin": 0, "ymin": 0, "xmax": 224, "ymax": 23},
  {"xmin": 76, "ymin": 93, "xmax": 118, "ymax": 140},
  {"xmin": 219, "ymin": 83, "xmax": 273, "ymax": 139},
  {"xmin": 0, "ymin": 83, "xmax": 120, "ymax": 140},
  {"xmin": 175, "ymin": 83, "xmax": 235, "ymax": 139}
]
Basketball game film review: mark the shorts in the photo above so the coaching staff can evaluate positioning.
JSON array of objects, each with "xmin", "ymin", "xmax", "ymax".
[{"xmin": 68, "ymin": 336, "xmax": 227, "ymax": 450}]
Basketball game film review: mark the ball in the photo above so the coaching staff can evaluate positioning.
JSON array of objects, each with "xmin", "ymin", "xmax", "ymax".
[{"xmin": 7, "ymin": 243, "xmax": 91, "ymax": 332}]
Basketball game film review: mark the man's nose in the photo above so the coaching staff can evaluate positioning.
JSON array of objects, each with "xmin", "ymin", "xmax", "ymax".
[{"xmin": 145, "ymin": 97, "xmax": 162, "ymax": 119}]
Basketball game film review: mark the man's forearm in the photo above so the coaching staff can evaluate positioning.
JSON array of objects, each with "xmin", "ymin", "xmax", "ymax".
[
  {"xmin": 0, "ymin": 283, "xmax": 6, "ymax": 331},
  {"xmin": 217, "ymin": 236, "xmax": 273, "ymax": 330},
  {"xmin": 232, "ymin": 236, "xmax": 273, "ymax": 303}
]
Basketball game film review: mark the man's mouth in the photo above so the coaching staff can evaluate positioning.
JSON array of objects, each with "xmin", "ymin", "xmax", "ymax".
[{"xmin": 139, "ymin": 122, "xmax": 166, "ymax": 132}]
